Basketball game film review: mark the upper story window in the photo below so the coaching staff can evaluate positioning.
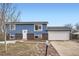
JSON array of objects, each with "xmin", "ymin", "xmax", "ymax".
[
  {"xmin": 34, "ymin": 24, "xmax": 42, "ymax": 31},
  {"xmin": 9, "ymin": 24, "xmax": 16, "ymax": 30}
]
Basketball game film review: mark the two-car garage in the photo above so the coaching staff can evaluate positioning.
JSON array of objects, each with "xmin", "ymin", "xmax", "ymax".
[{"xmin": 48, "ymin": 27, "xmax": 71, "ymax": 40}]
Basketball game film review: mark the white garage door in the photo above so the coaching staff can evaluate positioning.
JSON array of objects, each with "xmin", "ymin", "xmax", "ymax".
[{"xmin": 48, "ymin": 31, "xmax": 70, "ymax": 40}]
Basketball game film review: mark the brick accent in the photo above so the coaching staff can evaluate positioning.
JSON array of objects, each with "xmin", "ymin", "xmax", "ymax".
[
  {"xmin": 15, "ymin": 33, "xmax": 22, "ymax": 40},
  {"xmin": 27, "ymin": 33, "xmax": 34, "ymax": 40},
  {"xmin": 6, "ymin": 33, "xmax": 48, "ymax": 40},
  {"xmin": 6, "ymin": 34, "xmax": 10, "ymax": 40},
  {"xmin": 42, "ymin": 33, "xmax": 48, "ymax": 40}
]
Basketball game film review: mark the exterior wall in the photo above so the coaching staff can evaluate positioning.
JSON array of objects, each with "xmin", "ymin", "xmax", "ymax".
[
  {"xmin": 27, "ymin": 33, "xmax": 34, "ymax": 40},
  {"xmin": 42, "ymin": 33, "xmax": 48, "ymax": 40},
  {"xmin": 6, "ymin": 34, "xmax": 10, "ymax": 40},
  {"xmin": 15, "ymin": 33, "xmax": 22, "ymax": 39},
  {"xmin": 7, "ymin": 24, "xmax": 47, "ymax": 34},
  {"xmin": 6, "ymin": 24, "xmax": 34, "ymax": 35},
  {"xmin": 6, "ymin": 24, "xmax": 48, "ymax": 40},
  {"xmin": 48, "ymin": 31, "xmax": 70, "ymax": 40}
]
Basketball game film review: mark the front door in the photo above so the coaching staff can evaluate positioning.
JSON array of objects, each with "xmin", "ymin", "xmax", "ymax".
[{"xmin": 22, "ymin": 30, "xmax": 27, "ymax": 40}]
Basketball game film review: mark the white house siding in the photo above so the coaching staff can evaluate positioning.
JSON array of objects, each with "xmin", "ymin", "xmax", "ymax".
[{"xmin": 48, "ymin": 31, "xmax": 70, "ymax": 40}]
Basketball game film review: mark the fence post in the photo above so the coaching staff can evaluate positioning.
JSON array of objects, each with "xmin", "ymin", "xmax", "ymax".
[{"xmin": 45, "ymin": 40, "xmax": 49, "ymax": 56}]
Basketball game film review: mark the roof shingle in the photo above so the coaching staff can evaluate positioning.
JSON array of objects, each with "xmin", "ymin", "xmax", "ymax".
[
  {"xmin": 47, "ymin": 27, "xmax": 71, "ymax": 31},
  {"xmin": 6, "ymin": 21, "xmax": 48, "ymax": 24}
]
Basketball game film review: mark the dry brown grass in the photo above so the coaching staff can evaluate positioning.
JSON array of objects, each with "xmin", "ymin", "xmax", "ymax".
[
  {"xmin": 0, "ymin": 42, "xmax": 38, "ymax": 56},
  {"xmin": 0, "ymin": 41, "xmax": 59, "ymax": 56}
]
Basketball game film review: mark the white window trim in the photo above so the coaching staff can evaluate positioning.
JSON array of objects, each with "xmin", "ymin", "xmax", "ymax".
[
  {"xmin": 9, "ymin": 24, "xmax": 16, "ymax": 30},
  {"xmin": 34, "ymin": 24, "xmax": 42, "ymax": 31},
  {"xmin": 9, "ymin": 34, "xmax": 15, "ymax": 39}
]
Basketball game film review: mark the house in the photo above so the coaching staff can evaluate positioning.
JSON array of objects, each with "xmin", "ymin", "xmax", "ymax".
[
  {"xmin": 6, "ymin": 22, "xmax": 48, "ymax": 40},
  {"xmin": 72, "ymin": 30, "xmax": 79, "ymax": 39},
  {"xmin": 5, "ymin": 22, "xmax": 71, "ymax": 40},
  {"xmin": 48, "ymin": 27, "xmax": 71, "ymax": 40}
]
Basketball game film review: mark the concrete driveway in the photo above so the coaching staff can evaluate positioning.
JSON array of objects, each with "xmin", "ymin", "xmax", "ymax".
[{"xmin": 50, "ymin": 40, "xmax": 79, "ymax": 56}]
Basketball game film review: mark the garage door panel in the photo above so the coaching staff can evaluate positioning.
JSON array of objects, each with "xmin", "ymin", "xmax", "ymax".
[{"xmin": 48, "ymin": 31, "xmax": 70, "ymax": 40}]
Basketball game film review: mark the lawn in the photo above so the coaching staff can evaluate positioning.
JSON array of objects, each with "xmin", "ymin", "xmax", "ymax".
[{"xmin": 0, "ymin": 41, "xmax": 59, "ymax": 56}]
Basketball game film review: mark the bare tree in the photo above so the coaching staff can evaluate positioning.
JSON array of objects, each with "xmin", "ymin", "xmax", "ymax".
[
  {"xmin": 75, "ymin": 23, "xmax": 79, "ymax": 30},
  {"xmin": 64, "ymin": 24, "xmax": 73, "ymax": 29},
  {"xmin": 0, "ymin": 3, "xmax": 20, "ymax": 53}
]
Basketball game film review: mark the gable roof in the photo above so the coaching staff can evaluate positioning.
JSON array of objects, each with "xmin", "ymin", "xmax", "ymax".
[
  {"xmin": 47, "ymin": 27, "xmax": 71, "ymax": 31},
  {"xmin": 6, "ymin": 21, "xmax": 48, "ymax": 24}
]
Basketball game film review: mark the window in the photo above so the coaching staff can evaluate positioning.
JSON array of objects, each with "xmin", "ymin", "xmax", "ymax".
[
  {"xmin": 34, "ymin": 35, "xmax": 42, "ymax": 39},
  {"xmin": 34, "ymin": 24, "xmax": 42, "ymax": 31},
  {"xmin": 10, "ymin": 24, "xmax": 16, "ymax": 30},
  {"xmin": 10, "ymin": 35, "xmax": 15, "ymax": 39},
  {"xmin": 35, "ymin": 36, "xmax": 39, "ymax": 39}
]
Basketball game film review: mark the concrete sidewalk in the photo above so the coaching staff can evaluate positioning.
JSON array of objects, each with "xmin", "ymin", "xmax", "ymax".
[{"xmin": 51, "ymin": 41, "xmax": 79, "ymax": 56}]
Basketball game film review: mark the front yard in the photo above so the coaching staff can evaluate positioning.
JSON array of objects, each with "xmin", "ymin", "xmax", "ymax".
[{"xmin": 0, "ymin": 40, "xmax": 59, "ymax": 56}]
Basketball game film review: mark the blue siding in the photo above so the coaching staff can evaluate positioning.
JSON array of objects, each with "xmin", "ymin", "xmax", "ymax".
[
  {"xmin": 6, "ymin": 24, "xmax": 47, "ymax": 35},
  {"xmin": 16, "ymin": 24, "xmax": 34, "ymax": 33}
]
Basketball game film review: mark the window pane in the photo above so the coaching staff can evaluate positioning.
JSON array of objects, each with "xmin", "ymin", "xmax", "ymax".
[
  {"xmin": 10, "ymin": 35, "xmax": 15, "ymax": 39},
  {"xmin": 11, "ymin": 36, "xmax": 14, "ymax": 38},
  {"xmin": 39, "ymin": 26, "xmax": 41, "ymax": 29},
  {"xmin": 35, "ymin": 25, "xmax": 38, "ymax": 30},
  {"xmin": 35, "ymin": 36, "xmax": 38, "ymax": 38},
  {"xmin": 35, "ymin": 25, "xmax": 42, "ymax": 31}
]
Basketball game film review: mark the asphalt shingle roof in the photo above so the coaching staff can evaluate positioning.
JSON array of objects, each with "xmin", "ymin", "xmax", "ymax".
[
  {"xmin": 47, "ymin": 27, "xmax": 71, "ymax": 31},
  {"xmin": 6, "ymin": 21, "xmax": 48, "ymax": 24}
]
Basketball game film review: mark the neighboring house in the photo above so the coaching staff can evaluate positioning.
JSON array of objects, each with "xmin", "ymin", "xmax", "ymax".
[
  {"xmin": 5, "ymin": 22, "xmax": 71, "ymax": 40},
  {"xmin": 48, "ymin": 27, "xmax": 71, "ymax": 40},
  {"xmin": 72, "ymin": 30, "xmax": 79, "ymax": 39},
  {"xmin": 6, "ymin": 22, "xmax": 48, "ymax": 40}
]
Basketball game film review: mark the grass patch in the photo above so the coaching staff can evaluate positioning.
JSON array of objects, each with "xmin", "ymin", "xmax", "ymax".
[
  {"xmin": 0, "ymin": 42, "xmax": 39, "ymax": 56},
  {"xmin": 0, "ymin": 41, "xmax": 59, "ymax": 56}
]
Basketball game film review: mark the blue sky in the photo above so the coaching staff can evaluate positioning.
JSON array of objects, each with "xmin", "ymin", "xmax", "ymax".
[{"xmin": 16, "ymin": 3, "xmax": 79, "ymax": 26}]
